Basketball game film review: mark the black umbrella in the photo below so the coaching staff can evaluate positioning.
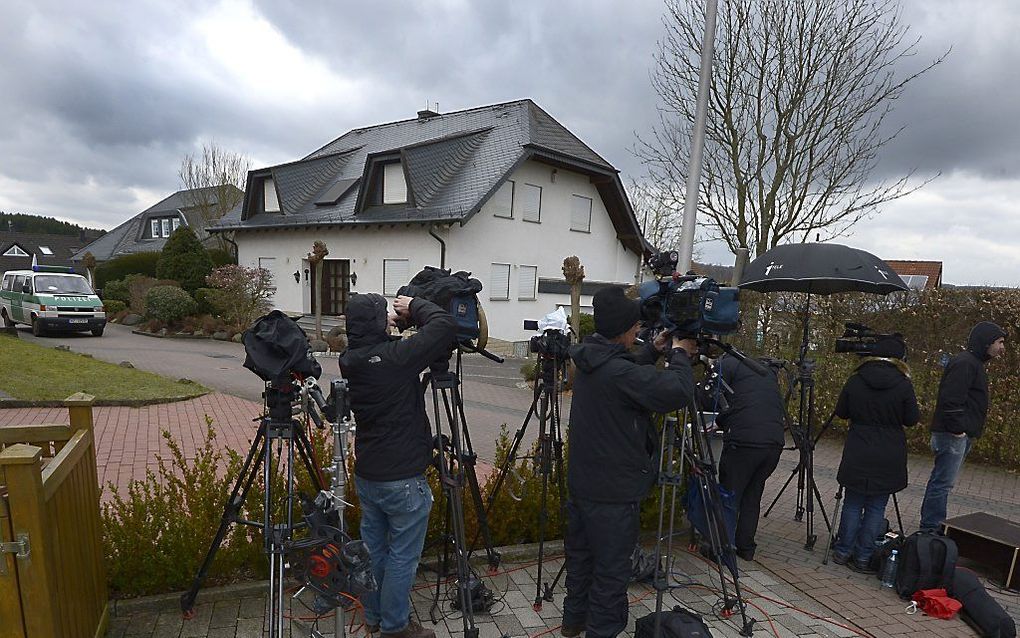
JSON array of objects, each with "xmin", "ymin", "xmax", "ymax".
[{"xmin": 739, "ymin": 242, "xmax": 908, "ymax": 295}]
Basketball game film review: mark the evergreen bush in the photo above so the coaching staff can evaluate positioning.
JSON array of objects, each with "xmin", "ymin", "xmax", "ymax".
[{"xmin": 156, "ymin": 227, "xmax": 213, "ymax": 292}]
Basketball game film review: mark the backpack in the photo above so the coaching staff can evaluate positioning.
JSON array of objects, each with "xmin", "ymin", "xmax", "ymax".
[
  {"xmin": 869, "ymin": 532, "xmax": 904, "ymax": 574},
  {"xmin": 950, "ymin": 567, "xmax": 1017, "ymax": 638},
  {"xmin": 894, "ymin": 531, "xmax": 958, "ymax": 599},
  {"xmin": 635, "ymin": 606, "xmax": 714, "ymax": 638}
]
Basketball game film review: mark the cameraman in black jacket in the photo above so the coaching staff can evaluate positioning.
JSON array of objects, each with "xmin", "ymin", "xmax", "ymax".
[
  {"xmin": 339, "ymin": 293, "xmax": 455, "ymax": 638},
  {"xmin": 831, "ymin": 335, "xmax": 919, "ymax": 572},
  {"xmin": 562, "ymin": 286, "xmax": 696, "ymax": 638},
  {"xmin": 713, "ymin": 355, "xmax": 786, "ymax": 561}
]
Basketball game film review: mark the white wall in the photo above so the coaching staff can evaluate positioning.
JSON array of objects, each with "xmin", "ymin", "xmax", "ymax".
[{"xmin": 234, "ymin": 159, "xmax": 642, "ymax": 342}]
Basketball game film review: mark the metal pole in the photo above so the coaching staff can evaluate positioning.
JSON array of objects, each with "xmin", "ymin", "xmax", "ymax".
[{"xmin": 677, "ymin": 0, "xmax": 719, "ymax": 273}]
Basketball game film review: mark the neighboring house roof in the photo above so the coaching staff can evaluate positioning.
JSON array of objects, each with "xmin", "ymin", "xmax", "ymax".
[
  {"xmin": 212, "ymin": 99, "xmax": 649, "ymax": 254},
  {"xmin": 885, "ymin": 260, "xmax": 943, "ymax": 290},
  {"xmin": 1, "ymin": 231, "xmax": 97, "ymax": 275},
  {"xmin": 72, "ymin": 186, "xmax": 243, "ymax": 262}
]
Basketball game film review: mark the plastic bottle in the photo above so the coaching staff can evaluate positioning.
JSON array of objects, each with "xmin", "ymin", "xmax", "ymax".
[{"xmin": 880, "ymin": 549, "xmax": 899, "ymax": 588}]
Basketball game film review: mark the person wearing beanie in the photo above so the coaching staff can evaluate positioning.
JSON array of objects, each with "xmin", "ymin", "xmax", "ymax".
[
  {"xmin": 920, "ymin": 321, "xmax": 1007, "ymax": 531},
  {"xmin": 830, "ymin": 334, "xmax": 919, "ymax": 571},
  {"xmin": 561, "ymin": 285, "xmax": 696, "ymax": 638}
]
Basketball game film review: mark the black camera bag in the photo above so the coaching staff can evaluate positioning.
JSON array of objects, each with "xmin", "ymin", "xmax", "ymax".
[
  {"xmin": 635, "ymin": 606, "xmax": 714, "ymax": 638},
  {"xmin": 950, "ymin": 567, "xmax": 1016, "ymax": 638},
  {"xmin": 894, "ymin": 531, "xmax": 958, "ymax": 599}
]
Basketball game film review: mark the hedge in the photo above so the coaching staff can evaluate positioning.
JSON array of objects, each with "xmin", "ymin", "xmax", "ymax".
[{"xmin": 95, "ymin": 252, "xmax": 160, "ymax": 288}]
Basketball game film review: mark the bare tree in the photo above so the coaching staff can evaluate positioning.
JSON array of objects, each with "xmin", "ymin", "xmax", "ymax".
[
  {"xmin": 637, "ymin": 0, "xmax": 944, "ymax": 259},
  {"xmin": 308, "ymin": 241, "xmax": 329, "ymax": 341},
  {"xmin": 178, "ymin": 143, "xmax": 251, "ymax": 253},
  {"xmin": 629, "ymin": 179, "xmax": 682, "ymax": 252}
]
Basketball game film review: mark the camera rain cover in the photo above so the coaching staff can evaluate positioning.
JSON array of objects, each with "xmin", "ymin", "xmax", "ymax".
[
  {"xmin": 243, "ymin": 310, "xmax": 322, "ymax": 382},
  {"xmin": 398, "ymin": 266, "xmax": 483, "ymax": 340}
]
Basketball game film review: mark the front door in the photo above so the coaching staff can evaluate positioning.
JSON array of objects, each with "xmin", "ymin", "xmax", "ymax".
[{"xmin": 310, "ymin": 259, "xmax": 350, "ymax": 316}]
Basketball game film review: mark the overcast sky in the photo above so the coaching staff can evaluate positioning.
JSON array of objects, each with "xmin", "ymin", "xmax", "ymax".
[{"xmin": 1, "ymin": 0, "xmax": 1017, "ymax": 285}]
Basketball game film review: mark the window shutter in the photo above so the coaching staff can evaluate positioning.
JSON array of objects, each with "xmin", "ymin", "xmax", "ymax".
[
  {"xmin": 383, "ymin": 163, "xmax": 407, "ymax": 204},
  {"xmin": 571, "ymin": 195, "xmax": 592, "ymax": 232},
  {"xmin": 489, "ymin": 263, "xmax": 511, "ymax": 300},
  {"xmin": 264, "ymin": 177, "xmax": 280, "ymax": 212},
  {"xmin": 492, "ymin": 181, "xmax": 514, "ymax": 218},
  {"xmin": 518, "ymin": 265, "xmax": 537, "ymax": 300},
  {"xmin": 383, "ymin": 259, "xmax": 410, "ymax": 296},
  {"xmin": 521, "ymin": 184, "xmax": 542, "ymax": 222}
]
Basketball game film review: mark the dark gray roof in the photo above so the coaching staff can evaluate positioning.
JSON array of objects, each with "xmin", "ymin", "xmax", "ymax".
[
  {"xmin": 212, "ymin": 99, "xmax": 648, "ymax": 254},
  {"xmin": 72, "ymin": 185, "xmax": 243, "ymax": 261},
  {"xmin": 1, "ymin": 231, "xmax": 97, "ymax": 275}
]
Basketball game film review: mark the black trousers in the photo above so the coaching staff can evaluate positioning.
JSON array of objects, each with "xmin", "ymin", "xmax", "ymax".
[
  {"xmin": 562, "ymin": 498, "xmax": 639, "ymax": 638},
  {"xmin": 718, "ymin": 444, "xmax": 782, "ymax": 558}
]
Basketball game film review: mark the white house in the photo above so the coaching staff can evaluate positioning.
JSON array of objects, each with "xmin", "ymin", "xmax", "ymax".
[{"xmin": 212, "ymin": 100, "xmax": 650, "ymax": 342}]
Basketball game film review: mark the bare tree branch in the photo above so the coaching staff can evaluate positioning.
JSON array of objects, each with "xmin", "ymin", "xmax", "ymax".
[{"xmin": 178, "ymin": 142, "xmax": 251, "ymax": 253}]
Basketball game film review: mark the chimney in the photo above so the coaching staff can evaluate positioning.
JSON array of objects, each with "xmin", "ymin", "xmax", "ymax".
[{"xmin": 417, "ymin": 101, "xmax": 440, "ymax": 121}]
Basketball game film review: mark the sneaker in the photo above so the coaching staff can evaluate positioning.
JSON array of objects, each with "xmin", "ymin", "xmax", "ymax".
[
  {"xmin": 848, "ymin": 559, "xmax": 877, "ymax": 575},
  {"xmin": 381, "ymin": 621, "xmax": 435, "ymax": 638},
  {"xmin": 831, "ymin": 551, "xmax": 850, "ymax": 566},
  {"xmin": 736, "ymin": 548, "xmax": 755, "ymax": 561},
  {"xmin": 560, "ymin": 625, "xmax": 584, "ymax": 638}
]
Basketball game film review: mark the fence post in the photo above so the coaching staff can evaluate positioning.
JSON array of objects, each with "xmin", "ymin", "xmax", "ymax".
[
  {"xmin": 0, "ymin": 444, "xmax": 58, "ymax": 637},
  {"xmin": 65, "ymin": 392, "xmax": 96, "ymax": 433}
]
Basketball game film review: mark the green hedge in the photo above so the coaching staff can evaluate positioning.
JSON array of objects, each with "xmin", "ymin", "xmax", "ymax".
[
  {"xmin": 95, "ymin": 252, "xmax": 161, "ymax": 288},
  {"xmin": 102, "ymin": 299, "xmax": 127, "ymax": 315},
  {"xmin": 144, "ymin": 285, "xmax": 196, "ymax": 323},
  {"xmin": 156, "ymin": 227, "xmax": 213, "ymax": 293}
]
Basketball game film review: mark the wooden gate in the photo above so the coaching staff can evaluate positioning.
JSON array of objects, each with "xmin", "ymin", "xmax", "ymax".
[{"xmin": 0, "ymin": 393, "xmax": 108, "ymax": 637}]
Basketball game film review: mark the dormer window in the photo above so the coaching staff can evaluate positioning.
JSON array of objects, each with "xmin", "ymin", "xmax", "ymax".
[
  {"xmin": 150, "ymin": 216, "xmax": 182, "ymax": 238},
  {"xmin": 3, "ymin": 244, "xmax": 29, "ymax": 257},
  {"xmin": 382, "ymin": 163, "xmax": 407, "ymax": 205},
  {"xmin": 264, "ymin": 177, "xmax": 281, "ymax": 213}
]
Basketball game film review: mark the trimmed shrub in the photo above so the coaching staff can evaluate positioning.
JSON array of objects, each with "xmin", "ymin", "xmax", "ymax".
[
  {"xmin": 207, "ymin": 248, "xmax": 235, "ymax": 267},
  {"xmin": 95, "ymin": 252, "xmax": 161, "ymax": 288},
  {"xmin": 145, "ymin": 285, "xmax": 197, "ymax": 323},
  {"xmin": 127, "ymin": 275, "xmax": 178, "ymax": 314},
  {"xmin": 102, "ymin": 299, "xmax": 127, "ymax": 315},
  {"xmin": 156, "ymin": 227, "xmax": 213, "ymax": 293},
  {"xmin": 101, "ymin": 279, "xmax": 131, "ymax": 304}
]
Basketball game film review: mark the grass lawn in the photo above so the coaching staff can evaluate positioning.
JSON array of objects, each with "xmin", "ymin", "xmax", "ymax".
[{"xmin": 0, "ymin": 335, "xmax": 208, "ymax": 402}]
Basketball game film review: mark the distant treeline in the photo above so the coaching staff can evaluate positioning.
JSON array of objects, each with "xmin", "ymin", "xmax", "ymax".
[{"xmin": 0, "ymin": 212, "xmax": 105, "ymax": 237}]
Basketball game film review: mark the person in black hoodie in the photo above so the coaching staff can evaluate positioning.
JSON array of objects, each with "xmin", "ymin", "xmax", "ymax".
[
  {"xmin": 339, "ymin": 293, "xmax": 455, "ymax": 638},
  {"xmin": 561, "ymin": 285, "xmax": 696, "ymax": 638},
  {"xmin": 713, "ymin": 355, "xmax": 787, "ymax": 561},
  {"xmin": 831, "ymin": 335, "xmax": 920, "ymax": 571},
  {"xmin": 919, "ymin": 321, "xmax": 1006, "ymax": 531}
]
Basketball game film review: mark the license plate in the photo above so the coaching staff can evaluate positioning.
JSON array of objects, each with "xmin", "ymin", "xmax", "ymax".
[{"xmin": 69, "ymin": 319, "xmax": 88, "ymax": 324}]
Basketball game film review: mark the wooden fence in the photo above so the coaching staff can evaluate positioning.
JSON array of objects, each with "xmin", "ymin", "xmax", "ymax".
[{"xmin": 0, "ymin": 393, "xmax": 107, "ymax": 638}]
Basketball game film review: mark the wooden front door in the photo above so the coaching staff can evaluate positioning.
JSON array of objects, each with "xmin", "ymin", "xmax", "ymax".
[{"xmin": 311, "ymin": 259, "xmax": 350, "ymax": 316}]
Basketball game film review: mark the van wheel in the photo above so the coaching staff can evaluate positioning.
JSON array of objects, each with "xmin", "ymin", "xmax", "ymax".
[
  {"xmin": 31, "ymin": 317, "xmax": 45, "ymax": 337},
  {"xmin": 1, "ymin": 310, "xmax": 13, "ymax": 328},
  {"xmin": 91, "ymin": 327, "xmax": 104, "ymax": 337}
]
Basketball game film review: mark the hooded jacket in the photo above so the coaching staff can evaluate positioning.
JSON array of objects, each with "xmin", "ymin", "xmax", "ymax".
[
  {"xmin": 713, "ymin": 355, "xmax": 786, "ymax": 449},
  {"xmin": 835, "ymin": 359, "xmax": 920, "ymax": 495},
  {"xmin": 931, "ymin": 321, "xmax": 1006, "ymax": 438},
  {"xmin": 339, "ymin": 294, "xmax": 456, "ymax": 481},
  {"xmin": 566, "ymin": 334, "xmax": 694, "ymax": 503}
]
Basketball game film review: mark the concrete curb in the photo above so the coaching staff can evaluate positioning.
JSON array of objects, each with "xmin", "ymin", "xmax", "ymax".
[{"xmin": 0, "ymin": 394, "xmax": 207, "ymax": 408}]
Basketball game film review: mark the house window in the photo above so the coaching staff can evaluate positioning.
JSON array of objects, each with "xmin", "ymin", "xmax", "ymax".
[
  {"xmin": 383, "ymin": 258, "xmax": 410, "ymax": 297},
  {"xmin": 3, "ymin": 244, "xmax": 29, "ymax": 257},
  {"xmin": 902, "ymin": 275, "xmax": 929, "ymax": 290},
  {"xmin": 151, "ymin": 219, "xmax": 160, "ymax": 238},
  {"xmin": 264, "ymin": 177, "xmax": 281, "ymax": 213},
  {"xmin": 521, "ymin": 184, "xmax": 542, "ymax": 223},
  {"xmin": 382, "ymin": 163, "xmax": 407, "ymax": 205},
  {"xmin": 518, "ymin": 265, "xmax": 538, "ymax": 301},
  {"xmin": 571, "ymin": 195, "xmax": 592, "ymax": 233},
  {"xmin": 172, "ymin": 218, "xmax": 181, "ymax": 232},
  {"xmin": 161, "ymin": 219, "xmax": 171, "ymax": 238},
  {"xmin": 39, "ymin": 246, "xmax": 54, "ymax": 255},
  {"xmin": 490, "ymin": 263, "xmax": 511, "ymax": 301},
  {"xmin": 492, "ymin": 181, "xmax": 514, "ymax": 219}
]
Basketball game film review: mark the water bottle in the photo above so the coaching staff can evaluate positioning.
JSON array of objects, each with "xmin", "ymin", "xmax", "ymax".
[{"xmin": 881, "ymin": 549, "xmax": 899, "ymax": 588}]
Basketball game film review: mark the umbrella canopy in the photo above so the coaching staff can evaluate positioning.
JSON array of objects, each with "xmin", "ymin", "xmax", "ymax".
[{"xmin": 738, "ymin": 243, "xmax": 908, "ymax": 295}]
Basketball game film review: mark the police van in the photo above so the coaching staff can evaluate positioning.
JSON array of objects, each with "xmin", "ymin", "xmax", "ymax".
[{"xmin": 0, "ymin": 265, "xmax": 107, "ymax": 337}]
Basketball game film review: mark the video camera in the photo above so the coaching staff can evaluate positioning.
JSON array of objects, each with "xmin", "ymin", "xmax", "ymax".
[
  {"xmin": 834, "ymin": 322, "xmax": 900, "ymax": 356},
  {"xmin": 523, "ymin": 319, "xmax": 571, "ymax": 361},
  {"xmin": 398, "ymin": 266, "xmax": 483, "ymax": 344},
  {"xmin": 637, "ymin": 250, "xmax": 741, "ymax": 338}
]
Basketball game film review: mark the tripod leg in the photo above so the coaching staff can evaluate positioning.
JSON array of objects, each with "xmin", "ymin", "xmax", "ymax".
[
  {"xmin": 180, "ymin": 425, "xmax": 267, "ymax": 616},
  {"xmin": 533, "ymin": 399, "xmax": 551, "ymax": 610},
  {"xmin": 892, "ymin": 492, "xmax": 905, "ymax": 537},
  {"xmin": 762, "ymin": 461, "xmax": 802, "ymax": 518},
  {"xmin": 454, "ymin": 384, "xmax": 499, "ymax": 570},
  {"xmin": 822, "ymin": 486, "xmax": 844, "ymax": 565},
  {"xmin": 543, "ymin": 390, "xmax": 569, "ymax": 600}
]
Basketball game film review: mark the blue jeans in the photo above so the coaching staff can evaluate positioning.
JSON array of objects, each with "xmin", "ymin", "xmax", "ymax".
[
  {"xmin": 355, "ymin": 475, "xmax": 433, "ymax": 632},
  {"xmin": 920, "ymin": 432, "xmax": 973, "ymax": 531},
  {"xmin": 834, "ymin": 489, "xmax": 889, "ymax": 564}
]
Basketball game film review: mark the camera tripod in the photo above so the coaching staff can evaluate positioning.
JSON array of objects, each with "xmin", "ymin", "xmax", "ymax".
[
  {"xmin": 479, "ymin": 341, "xmax": 567, "ymax": 610},
  {"xmin": 762, "ymin": 311, "xmax": 832, "ymax": 550},
  {"xmin": 424, "ymin": 348, "xmax": 500, "ymax": 638},
  {"xmin": 650, "ymin": 405, "xmax": 755, "ymax": 638},
  {"xmin": 180, "ymin": 379, "xmax": 327, "ymax": 637}
]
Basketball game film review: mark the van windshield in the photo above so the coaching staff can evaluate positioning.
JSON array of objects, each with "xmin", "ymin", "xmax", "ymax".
[{"xmin": 34, "ymin": 275, "xmax": 94, "ymax": 295}]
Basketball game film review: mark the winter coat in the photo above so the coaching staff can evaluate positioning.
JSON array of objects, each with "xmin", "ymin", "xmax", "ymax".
[
  {"xmin": 712, "ymin": 355, "xmax": 786, "ymax": 449},
  {"xmin": 931, "ymin": 321, "xmax": 1006, "ymax": 439},
  {"xmin": 339, "ymin": 295, "xmax": 456, "ymax": 481},
  {"xmin": 835, "ymin": 359, "xmax": 920, "ymax": 495},
  {"xmin": 567, "ymin": 334, "xmax": 694, "ymax": 503}
]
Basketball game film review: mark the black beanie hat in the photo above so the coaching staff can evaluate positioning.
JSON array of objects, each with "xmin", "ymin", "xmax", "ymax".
[
  {"xmin": 870, "ymin": 334, "xmax": 907, "ymax": 360},
  {"xmin": 593, "ymin": 286, "xmax": 641, "ymax": 339}
]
